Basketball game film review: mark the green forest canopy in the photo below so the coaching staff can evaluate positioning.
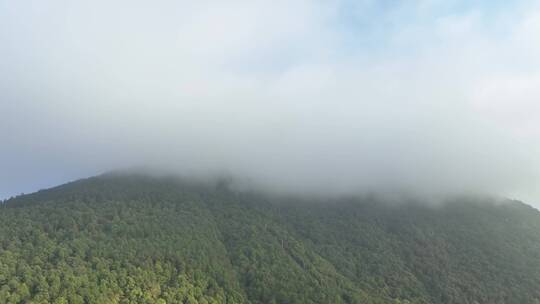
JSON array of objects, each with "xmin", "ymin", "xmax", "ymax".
[{"xmin": 1, "ymin": 174, "xmax": 540, "ymax": 304}]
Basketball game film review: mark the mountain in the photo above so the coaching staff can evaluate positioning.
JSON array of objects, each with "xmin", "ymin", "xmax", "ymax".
[{"xmin": 1, "ymin": 174, "xmax": 540, "ymax": 304}]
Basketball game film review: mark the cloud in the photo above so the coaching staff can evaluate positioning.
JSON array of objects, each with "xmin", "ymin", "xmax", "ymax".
[{"xmin": 1, "ymin": 0, "xmax": 539, "ymax": 204}]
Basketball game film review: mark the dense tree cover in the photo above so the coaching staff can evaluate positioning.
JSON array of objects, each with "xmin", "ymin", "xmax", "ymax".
[{"xmin": 1, "ymin": 174, "xmax": 540, "ymax": 304}]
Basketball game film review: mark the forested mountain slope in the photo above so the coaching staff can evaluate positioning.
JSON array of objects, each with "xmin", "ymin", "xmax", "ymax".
[{"xmin": 1, "ymin": 174, "xmax": 539, "ymax": 304}]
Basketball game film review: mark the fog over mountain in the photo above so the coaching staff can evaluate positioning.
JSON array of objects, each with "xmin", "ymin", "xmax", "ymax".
[{"xmin": 1, "ymin": 0, "xmax": 540, "ymax": 205}]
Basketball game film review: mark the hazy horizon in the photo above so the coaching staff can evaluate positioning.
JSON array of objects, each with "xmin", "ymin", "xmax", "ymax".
[{"xmin": 2, "ymin": 0, "xmax": 540, "ymax": 207}]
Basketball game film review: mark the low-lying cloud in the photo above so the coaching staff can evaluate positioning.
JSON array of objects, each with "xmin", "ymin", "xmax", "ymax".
[{"xmin": 1, "ymin": 0, "xmax": 539, "ymax": 205}]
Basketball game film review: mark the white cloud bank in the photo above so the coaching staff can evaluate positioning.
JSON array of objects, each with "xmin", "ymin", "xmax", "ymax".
[{"xmin": 1, "ymin": 0, "xmax": 539, "ymax": 204}]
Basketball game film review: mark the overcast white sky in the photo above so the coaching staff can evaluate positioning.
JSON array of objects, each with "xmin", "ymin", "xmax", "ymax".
[{"xmin": 1, "ymin": 0, "xmax": 539, "ymax": 206}]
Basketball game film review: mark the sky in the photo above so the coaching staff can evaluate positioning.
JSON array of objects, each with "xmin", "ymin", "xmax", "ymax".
[{"xmin": 1, "ymin": 0, "xmax": 539, "ymax": 206}]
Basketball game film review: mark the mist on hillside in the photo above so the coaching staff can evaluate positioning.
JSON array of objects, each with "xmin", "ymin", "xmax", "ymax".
[{"xmin": 1, "ymin": 1, "xmax": 540, "ymax": 205}]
